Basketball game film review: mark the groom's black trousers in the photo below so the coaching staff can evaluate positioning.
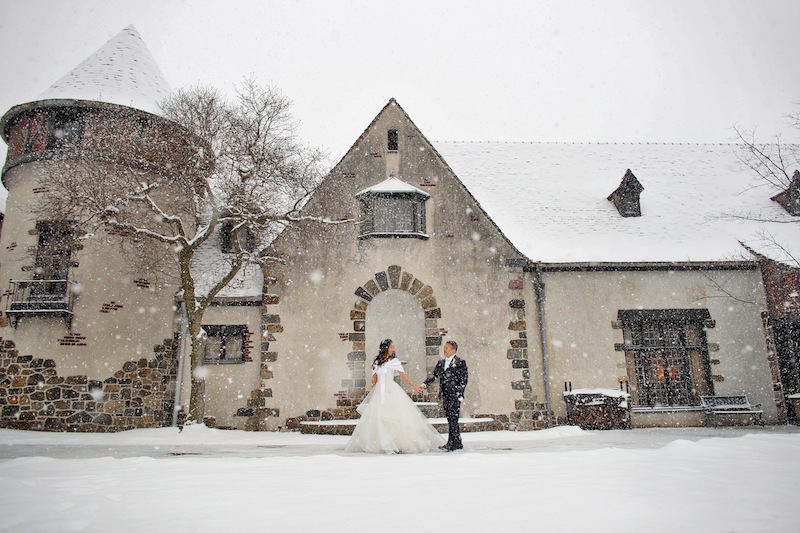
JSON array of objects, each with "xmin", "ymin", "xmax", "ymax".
[{"xmin": 443, "ymin": 395, "xmax": 462, "ymax": 447}]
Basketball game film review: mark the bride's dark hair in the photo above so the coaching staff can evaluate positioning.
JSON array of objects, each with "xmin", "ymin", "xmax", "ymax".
[{"xmin": 373, "ymin": 338, "xmax": 393, "ymax": 368}]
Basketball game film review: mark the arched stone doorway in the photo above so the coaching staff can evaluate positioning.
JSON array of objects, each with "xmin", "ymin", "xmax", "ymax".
[
  {"xmin": 339, "ymin": 265, "xmax": 445, "ymax": 404},
  {"xmin": 365, "ymin": 290, "xmax": 426, "ymax": 388}
]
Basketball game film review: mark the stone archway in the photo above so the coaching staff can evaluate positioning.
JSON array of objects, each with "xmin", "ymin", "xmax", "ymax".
[{"xmin": 338, "ymin": 265, "xmax": 446, "ymax": 405}]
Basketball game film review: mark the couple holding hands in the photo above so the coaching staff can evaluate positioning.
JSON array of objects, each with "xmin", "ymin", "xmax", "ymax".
[{"xmin": 345, "ymin": 338, "xmax": 468, "ymax": 454}]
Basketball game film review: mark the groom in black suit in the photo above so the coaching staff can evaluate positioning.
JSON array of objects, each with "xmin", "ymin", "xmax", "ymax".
[{"xmin": 423, "ymin": 340, "xmax": 468, "ymax": 451}]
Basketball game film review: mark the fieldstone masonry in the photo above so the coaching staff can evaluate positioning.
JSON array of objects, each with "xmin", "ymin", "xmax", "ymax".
[
  {"xmin": 0, "ymin": 337, "xmax": 178, "ymax": 432},
  {"xmin": 243, "ymin": 273, "xmax": 282, "ymax": 430},
  {"xmin": 507, "ymin": 269, "xmax": 549, "ymax": 430}
]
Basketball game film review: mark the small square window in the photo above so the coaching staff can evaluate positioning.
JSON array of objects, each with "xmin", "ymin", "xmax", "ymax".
[
  {"xmin": 387, "ymin": 129, "xmax": 398, "ymax": 151},
  {"xmin": 202, "ymin": 325, "xmax": 247, "ymax": 364}
]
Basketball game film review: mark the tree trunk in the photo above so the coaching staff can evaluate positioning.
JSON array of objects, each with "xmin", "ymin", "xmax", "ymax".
[{"xmin": 187, "ymin": 320, "xmax": 206, "ymax": 423}]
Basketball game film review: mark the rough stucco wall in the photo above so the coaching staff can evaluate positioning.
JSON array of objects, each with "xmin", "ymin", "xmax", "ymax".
[
  {"xmin": 191, "ymin": 305, "xmax": 263, "ymax": 429},
  {"xmin": 526, "ymin": 268, "xmax": 779, "ymax": 423},
  {"xmin": 0, "ymin": 161, "xmax": 179, "ymax": 380}
]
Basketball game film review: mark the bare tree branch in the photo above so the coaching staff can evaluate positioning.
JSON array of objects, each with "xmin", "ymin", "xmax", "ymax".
[{"xmin": 34, "ymin": 77, "xmax": 348, "ymax": 422}]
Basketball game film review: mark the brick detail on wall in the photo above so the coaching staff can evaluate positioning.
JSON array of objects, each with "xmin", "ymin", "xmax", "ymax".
[
  {"xmin": 100, "ymin": 302, "xmax": 124, "ymax": 313},
  {"xmin": 0, "ymin": 337, "xmax": 179, "ymax": 432},
  {"xmin": 243, "ymin": 331, "xmax": 254, "ymax": 363}
]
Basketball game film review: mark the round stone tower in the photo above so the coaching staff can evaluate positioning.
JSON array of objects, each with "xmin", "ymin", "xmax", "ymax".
[{"xmin": 0, "ymin": 26, "xmax": 197, "ymax": 431}]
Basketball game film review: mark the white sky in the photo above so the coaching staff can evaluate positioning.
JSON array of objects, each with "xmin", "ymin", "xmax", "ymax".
[{"xmin": 1, "ymin": 0, "xmax": 799, "ymax": 206}]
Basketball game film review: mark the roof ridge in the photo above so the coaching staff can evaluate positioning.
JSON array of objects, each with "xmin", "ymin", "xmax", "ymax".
[{"xmin": 432, "ymin": 140, "xmax": 751, "ymax": 146}]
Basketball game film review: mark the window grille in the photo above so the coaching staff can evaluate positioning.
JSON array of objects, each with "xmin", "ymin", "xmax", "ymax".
[
  {"xmin": 619, "ymin": 309, "xmax": 713, "ymax": 407},
  {"xmin": 202, "ymin": 325, "xmax": 247, "ymax": 363},
  {"xmin": 33, "ymin": 221, "xmax": 75, "ymax": 298}
]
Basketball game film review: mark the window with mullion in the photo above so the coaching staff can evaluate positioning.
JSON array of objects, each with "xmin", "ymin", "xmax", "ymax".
[
  {"xmin": 359, "ymin": 193, "xmax": 427, "ymax": 238},
  {"xmin": 33, "ymin": 220, "xmax": 75, "ymax": 299},
  {"xmin": 202, "ymin": 325, "xmax": 247, "ymax": 364},
  {"xmin": 622, "ymin": 310, "xmax": 713, "ymax": 407}
]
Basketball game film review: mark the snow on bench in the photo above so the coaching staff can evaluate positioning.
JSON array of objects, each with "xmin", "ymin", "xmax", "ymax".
[{"xmin": 699, "ymin": 395, "xmax": 764, "ymax": 427}]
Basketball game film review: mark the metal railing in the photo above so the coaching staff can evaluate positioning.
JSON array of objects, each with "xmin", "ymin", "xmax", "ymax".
[{"xmin": 6, "ymin": 280, "xmax": 75, "ymax": 327}]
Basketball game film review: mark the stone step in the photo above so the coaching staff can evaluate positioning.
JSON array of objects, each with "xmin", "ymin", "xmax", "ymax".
[
  {"xmin": 414, "ymin": 401, "xmax": 444, "ymax": 418},
  {"xmin": 300, "ymin": 416, "xmax": 502, "ymax": 436}
]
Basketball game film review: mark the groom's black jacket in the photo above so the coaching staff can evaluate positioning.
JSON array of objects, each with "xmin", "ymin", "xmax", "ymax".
[{"xmin": 424, "ymin": 356, "xmax": 468, "ymax": 401}]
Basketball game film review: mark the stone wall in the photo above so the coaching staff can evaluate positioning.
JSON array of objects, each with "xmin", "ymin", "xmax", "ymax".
[{"xmin": 0, "ymin": 337, "xmax": 178, "ymax": 432}]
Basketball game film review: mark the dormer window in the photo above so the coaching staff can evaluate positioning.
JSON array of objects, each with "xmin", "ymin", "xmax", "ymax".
[
  {"xmin": 607, "ymin": 169, "xmax": 644, "ymax": 217},
  {"xmin": 388, "ymin": 129, "xmax": 398, "ymax": 151},
  {"xmin": 771, "ymin": 169, "xmax": 800, "ymax": 216},
  {"xmin": 356, "ymin": 177, "xmax": 429, "ymax": 239}
]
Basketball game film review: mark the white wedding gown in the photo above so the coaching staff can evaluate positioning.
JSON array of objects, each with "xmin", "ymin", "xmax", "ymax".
[{"xmin": 345, "ymin": 358, "xmax": 444, "ymax": 453}]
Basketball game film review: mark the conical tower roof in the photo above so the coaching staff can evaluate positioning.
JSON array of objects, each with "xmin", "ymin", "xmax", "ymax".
[{"xmin": 37, "ymin": 25, "xmax": 170, "ymax": 116}]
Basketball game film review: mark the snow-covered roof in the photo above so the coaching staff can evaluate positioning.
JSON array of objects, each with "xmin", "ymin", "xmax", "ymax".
[
  {"xmin": 191, "ymin": 229, "xmax": 263, "ymax": 299},
  {"xmin": 434, "ymin": 141, "xmax": 799, "ymax": 264},
  {"xmin": 356, "ymin": 177, "xmax": 430, "ymax": 198},
  {"xmin": 36, "ymin": 25, "xmax": 170, "ymax": 117}
]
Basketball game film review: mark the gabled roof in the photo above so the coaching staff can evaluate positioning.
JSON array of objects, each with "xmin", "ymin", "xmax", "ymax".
[
  {"xmin": 36, "ymin": 25, "xmax": 170, "ymax": 116},
  {"xmin": 434, "ymin": 141, "xmax": 799, "ymax": 265},
  {"xmin": 325, "ymin": 98, "xmax": 526, "ymax": 258}
]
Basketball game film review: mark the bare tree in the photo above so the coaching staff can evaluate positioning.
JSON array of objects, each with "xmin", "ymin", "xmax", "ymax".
[
  {"xmin": 732, "ymin": 103, "xmax": 800, "ymax": 267},
  {"xmin": 735, "ymin": 117, "xmax": 799, "ymax": 192},
  {"xmin": 37, "ymin": 78, "xmax": 348, "ymax": 422}
]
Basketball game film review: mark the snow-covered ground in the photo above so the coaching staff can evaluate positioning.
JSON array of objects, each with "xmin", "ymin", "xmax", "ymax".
[{"xmin": 1, "ymin": 425, "xmax": 799, "ymax": 532}]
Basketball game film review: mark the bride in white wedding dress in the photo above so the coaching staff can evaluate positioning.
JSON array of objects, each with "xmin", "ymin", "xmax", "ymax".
[{"xmin": 345, "ymin": 339, "xmax": 444, "ymax": 454}]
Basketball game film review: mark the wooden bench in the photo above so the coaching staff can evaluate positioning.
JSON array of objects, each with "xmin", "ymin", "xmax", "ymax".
[{"xmin": 700, "ymin": 395, "xmax": 765, "ymax": 427}]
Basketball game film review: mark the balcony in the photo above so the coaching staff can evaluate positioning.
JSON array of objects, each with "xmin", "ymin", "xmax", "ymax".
[{"xmin": 5, "ymin": 279, "xmax": 75, "ymax": 328}]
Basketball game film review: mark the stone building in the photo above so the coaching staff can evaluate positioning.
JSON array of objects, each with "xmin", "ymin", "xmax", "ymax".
[{"xmin": 1, "ymin": 27, "xmax": 798, "ymax": 432}]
